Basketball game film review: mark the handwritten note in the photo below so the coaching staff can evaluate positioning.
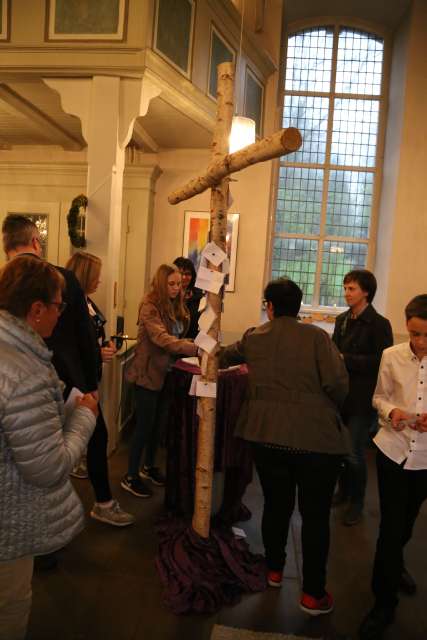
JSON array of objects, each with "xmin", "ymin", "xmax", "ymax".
[
  {"xmin": 196, "ymin": 380, "xmax": 217, "ymax": 398},
  {"xmin": 189, "ymin": 374, "xmax": 201, "ymax": 396},
  {"xmin": 195, "ymin": 330, "xmax": 217, "ymax": 354},
  {"xmin": 198, "ymin": 304, "xmax": 217, "ymax": 333},
  {"xmin": 195, "ymin": 266, "xmax": 225, "ymax": 294},
  {"xmin": 202, "ymin": 242, "xmax": 227, "ymax": 267}
]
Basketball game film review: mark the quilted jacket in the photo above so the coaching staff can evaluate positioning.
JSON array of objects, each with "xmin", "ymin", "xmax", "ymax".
[{"xmin": 0, "ymin": 310, "xmax": 96, "ymax": 561}]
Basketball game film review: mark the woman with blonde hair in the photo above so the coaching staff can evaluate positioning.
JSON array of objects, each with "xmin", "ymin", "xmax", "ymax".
[
  {"xmin": 65, "ymin": 251, "xmax": 134, "ymax": 527},
  {"xmin": 0, "ymin": 255, "xmax": 97, "ymax": 640},
  {"xmin": 122, "ymin": 263, "xmax": 198, "ymax": 498}
]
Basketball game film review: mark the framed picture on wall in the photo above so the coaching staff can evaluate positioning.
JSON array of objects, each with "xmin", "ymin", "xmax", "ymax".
[
  {"xmin": 208, "ymin": 25, "xmax": 236, "ymax": 100},
  {"xmin": 182, "ymin": 211, "xmax": 240, "ymax": 292},
  {"xmin": 244, "ymin": 66, "xmax": 264, "ymax": 136},
  {"xmin": 0, "ymin": 0, "xmax": 10, "ymax": 41},
  {"xmin": 0, "ymin": 202, "xmax": 61, "ymax": 267},
  {"xmin": 154, "ymin": 0, "xmax": 195, "ymax": 77},
  {"xmin": 46, "ymin": 0, "xmax": 128, "ymax": 41}
]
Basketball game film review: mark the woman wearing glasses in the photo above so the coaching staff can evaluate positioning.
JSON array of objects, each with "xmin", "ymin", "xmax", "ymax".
[
  {"xmin": 65, "ymin": 251, "xmax": 134, "ymax": 528},
  {"xmin": 0, "ymin": 255, "xmax": 97, "ymax": 640}
]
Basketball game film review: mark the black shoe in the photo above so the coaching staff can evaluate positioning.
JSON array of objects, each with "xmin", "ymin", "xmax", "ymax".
[
  {"xmin": 342, "ymin": 502, "xmax": 363, "ymax": 526},
  {"xmin": 359, "ymin": 606, "xmax": 394, "ymax": 640},
  {"xmin": 399, "ymin": 566, "xmax": 417, "ymax": 595},
  {"xmin": 34, "ymin": 552, "xmax": 58, "ymax": 571},
  {"xmin": 139, "ymin": 466, "xmax": 166, "ymax": 486},
  {"xmin": 120, "ymin": 475, "xmax": 153, "ymax": 498}
]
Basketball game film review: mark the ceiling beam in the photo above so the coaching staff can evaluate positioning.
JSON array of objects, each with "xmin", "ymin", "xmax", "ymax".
[
  {"xmin": 132, "ymin": 120, "xmax": 159, "ymax": 153},
  {"xmin": 0, "ymin": 84, "xmax": 83, "ymax": 150}
]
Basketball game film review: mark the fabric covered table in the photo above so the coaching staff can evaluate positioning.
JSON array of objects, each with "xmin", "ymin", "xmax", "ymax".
[{"xmin": 164, "ymin": 360, "xmax": 253, "ymax": 524}]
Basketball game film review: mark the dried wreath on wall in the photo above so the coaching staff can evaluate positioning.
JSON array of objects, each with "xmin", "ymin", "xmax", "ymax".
[{"xmin": 67, "ymin": 194, "xmax": 87, "ymax": 248}]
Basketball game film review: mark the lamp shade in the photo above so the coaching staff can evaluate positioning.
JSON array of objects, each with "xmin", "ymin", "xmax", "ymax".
[{"xmin": 229, "ymin": 116, "xmax": 256, "ymax": 154}]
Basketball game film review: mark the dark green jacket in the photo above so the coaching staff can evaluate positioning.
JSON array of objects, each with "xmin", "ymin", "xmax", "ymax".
[{"xmin": 220, "ymin": 316, "xmax": 350, "ymax": 455}]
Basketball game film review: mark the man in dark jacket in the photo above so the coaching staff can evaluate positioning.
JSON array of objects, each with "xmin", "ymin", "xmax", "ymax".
[
  {"xmin": 332, "ymin": 269, "xmax": 393, "ymax": 525},
  {"xmin": 2, "ymin": 214, "xmax": 98, "ymax": 397}
]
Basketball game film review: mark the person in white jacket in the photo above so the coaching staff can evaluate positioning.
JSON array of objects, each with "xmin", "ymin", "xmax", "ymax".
[
  {"xmin": 0, "ymin": 255, "xmax": 98, "ymax": 640},
  {"xmin": 359, "ymin": 294, "xmax": 427, "ymax": 640}
]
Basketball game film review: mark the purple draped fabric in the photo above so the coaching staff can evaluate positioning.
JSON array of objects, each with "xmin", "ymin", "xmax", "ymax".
[
  {"xmin": 164, "ymin": 361, "xmax": 253, "ymax": 525},
  {"xmin": 156, "ymin": 518, "xmax": 267, "ymax": 614}
]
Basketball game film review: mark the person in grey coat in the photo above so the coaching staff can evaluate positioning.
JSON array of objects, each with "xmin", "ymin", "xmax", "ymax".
[
  {"xmin": 0, "ymin": 256, "xmax": 98, "ymax": 640},
  {"xmin": 220, "ymin": 277, "xmax": 349, "ymax": 616}
]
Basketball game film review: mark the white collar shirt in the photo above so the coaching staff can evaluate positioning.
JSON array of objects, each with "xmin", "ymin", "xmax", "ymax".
[{"xmin": 373, "ymin": 342, "xmax": 427, "ymax": 470}]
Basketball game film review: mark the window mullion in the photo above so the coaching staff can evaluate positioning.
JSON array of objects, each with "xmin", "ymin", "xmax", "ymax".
[{"xmin": 313, "ymin": 25, "xmax": 340, "ymax": 307}]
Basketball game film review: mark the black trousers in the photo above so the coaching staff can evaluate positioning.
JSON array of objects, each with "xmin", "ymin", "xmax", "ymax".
[
  {"xmin": 86, "ymin": 406, "xmax": 112, "ymax": 503},
  {"xmin": 253, "ymin": 445, "xmax": 342, "ymax": 598},
  {"xmin": 372, "ymin": 449, "xmax": 427, "ymax": 610}
]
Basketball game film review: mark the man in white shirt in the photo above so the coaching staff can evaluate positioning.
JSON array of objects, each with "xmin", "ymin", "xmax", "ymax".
[{"xmin": 359, "ymin": 295, "xmax": 427, "ymax": 640}]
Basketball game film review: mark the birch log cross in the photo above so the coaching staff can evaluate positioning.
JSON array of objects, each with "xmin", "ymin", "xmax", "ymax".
[{"xmin": 168, "ymin": 61, "xmax": 302, "ymax": 539}]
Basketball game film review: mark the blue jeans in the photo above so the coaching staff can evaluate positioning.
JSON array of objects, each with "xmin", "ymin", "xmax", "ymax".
[
  {"xmin": 343, "ymin": 413, "xmax": 373, "ymax": 506},
  {"xmin": 127, "ymin": 379, "xmax": 171, "ymax": 479}
]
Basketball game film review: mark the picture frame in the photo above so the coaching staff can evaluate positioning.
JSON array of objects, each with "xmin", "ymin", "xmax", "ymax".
[
  {"xmin": 244, "ymin": 66, "xmax": 264, "ymax": 136},
  {"xmin": 208, "ymin": 25, "xmax": 236, "ymax": 100},
  {"xmin": 182, "ymin": 211, "xmax": 240, "ymax": 292},
  {"xmin": 46, "ymin": 0, "xmax": 128, "ymax": 42},
  {"xmin": 0, "ymin": 0, "xmax": 10, "ymax": 41},
  {"xmin": 154, "ymin": 0, "xmax": 195, "ymax": 77},
  {"xmin": 0, "ymin": 202, "xmax": 61, "ymax": 268}
]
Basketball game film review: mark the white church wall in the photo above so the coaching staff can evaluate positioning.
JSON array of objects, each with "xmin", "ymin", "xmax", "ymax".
[{"xmin": 375, "ymin": 0, "xmax": 427, "ymax": 339}]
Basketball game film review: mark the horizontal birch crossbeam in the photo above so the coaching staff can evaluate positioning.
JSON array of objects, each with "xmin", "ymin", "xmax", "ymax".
[{"xmin": 168, "ymin": 127, "xmax": 302, "ymax": 205}]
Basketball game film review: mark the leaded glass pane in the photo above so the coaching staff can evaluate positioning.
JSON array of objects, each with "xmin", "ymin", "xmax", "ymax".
[
  {"xmin": 326, "ymin": 170, "xmax": 373, "ymax": 238},
  {"xmin": 320, "ymin": 241, "xmax": 368, "ymax": 306},
  {"xmin": 272, "ymin": 237, "xmax": 318, "ymax": 305},
  {"xmin": 275, "ymin": 167, "xmax": 323, "ymax": 235},
  {"xmin": 282, "ymin": 95, "xmax": 329, "ymax": 164},
  {"xmin": 331, "ymin": 98, "xmax": 379, "ymax": 167},
  {"xmin": 336, "ymin": 29, "xmax": 384, "ymax": 95},
  {"xmin": 285, "ymin": 28, "xmax": 334, "ymax": 92}
]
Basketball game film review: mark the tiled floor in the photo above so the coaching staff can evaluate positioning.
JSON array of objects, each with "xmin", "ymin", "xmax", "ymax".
[{"xmin": 28, "ymin": 446, "xmax": 427, "ymax": 640}]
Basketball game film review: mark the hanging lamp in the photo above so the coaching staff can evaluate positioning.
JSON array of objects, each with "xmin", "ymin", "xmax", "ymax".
[{"xmin": 228, "ymin": 0, "xmax": 256, "ymax": 154}]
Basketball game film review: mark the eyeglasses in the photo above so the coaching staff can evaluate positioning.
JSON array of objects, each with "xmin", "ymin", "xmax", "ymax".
[{"xmin": 48, "ymin": 301, "xmax": 67, "ymax": 314}]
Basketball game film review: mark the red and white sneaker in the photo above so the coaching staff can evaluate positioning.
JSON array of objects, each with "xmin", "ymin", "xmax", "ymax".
[
  {"xmin": 267, "ymin": 570, "xmax": 283, "ymax": 588},
  {"xmin": 300, "ymin": 591, "xmax": 334, "ymax": 615}
]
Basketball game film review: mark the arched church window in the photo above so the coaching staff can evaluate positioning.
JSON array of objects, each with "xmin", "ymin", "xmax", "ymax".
[{"xmin": 271, "ymin": 26, "xmax": 386, "ymax": 308}]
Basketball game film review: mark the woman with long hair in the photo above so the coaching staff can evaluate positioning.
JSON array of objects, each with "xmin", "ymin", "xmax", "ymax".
[
  {"xmin": 122, "ymin": 263, "xmax": 198, "ymax": 498},
  {"xmin": 65, "ymin": 251, "xmax": 134, "ymax": 527},
  {"xmin": 0, "ymin": 256, "xmax": 97, "ymax": 640},
  {"xmin": 173, "ymin": 256, "xmax": 204, "ymax": 339}
]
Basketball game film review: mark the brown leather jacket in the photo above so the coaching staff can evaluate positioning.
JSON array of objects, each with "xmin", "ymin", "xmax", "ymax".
[{"xmin": 126, "ymin": 296, "xmax": 197, "ymax": 390}]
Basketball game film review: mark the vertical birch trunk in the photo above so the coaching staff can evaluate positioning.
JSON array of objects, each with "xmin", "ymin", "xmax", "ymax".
[{"xmin": 192, "ymin": 62, "xmax": 234, "ymax": 538}]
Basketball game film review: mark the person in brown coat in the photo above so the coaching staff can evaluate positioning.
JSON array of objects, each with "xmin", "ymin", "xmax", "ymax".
[
  {"xmin": 220, "ymin": 277, "xmax": 349, "ymax": 616},
  {"xmin": 122, "ymin": 264, "xmax": 198, "ymax": 498}
]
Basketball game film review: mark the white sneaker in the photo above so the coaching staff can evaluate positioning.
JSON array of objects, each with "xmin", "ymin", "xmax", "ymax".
[{"xmin": 90, "ymin": 500, "xmax": 135, "ymax": 527}]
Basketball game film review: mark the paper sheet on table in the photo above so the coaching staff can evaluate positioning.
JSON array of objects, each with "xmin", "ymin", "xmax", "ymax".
[
  {"xmin": 195, "ymin": 330, "xmax": 217, "ymax": 354},
  {"xmin": 198, "ymin": 304, "xmax": 217, "ymax": 333},
  {"xmin": 202, "ymin": 242, "xmax": 227, "ymax": 267},
  {"xmin": 189, "ymin": 374, "xmax": 201, "ymax": 396},
  {"xmin": 196, "ymin": 380, "xmax": 217, "ymax": 398},
  {"xmin": 195, "ymin": 266, "xmax": 225, "ymax": 294},
  {"xmin": 181, "ymin": 357, "xmax": 200, "ymax": 366},
  {"xmin": 64, "ymin": 387, "xmax": 84, "ymax": 419}
]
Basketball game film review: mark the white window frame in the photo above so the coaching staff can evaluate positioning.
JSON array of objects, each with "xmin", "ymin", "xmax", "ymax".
[{"xmin": 267, "ymin": 19, "xmax": 391, "ymax": 314}]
